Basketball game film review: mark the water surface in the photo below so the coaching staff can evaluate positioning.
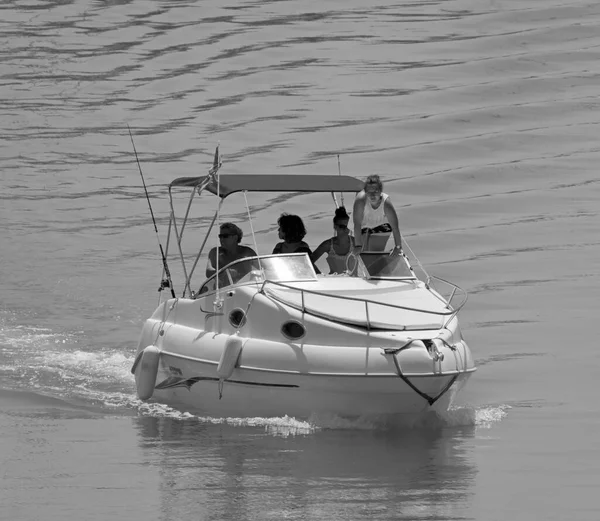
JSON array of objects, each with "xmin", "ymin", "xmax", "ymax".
[{"xmin": 2, "ymin": 0, "xmax": 600, "ymax": 519}]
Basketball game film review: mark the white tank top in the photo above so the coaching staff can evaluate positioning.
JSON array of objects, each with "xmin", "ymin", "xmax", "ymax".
[{"xmin": 362, "ymin": 192, "xmax": 389, "ymax": 229}]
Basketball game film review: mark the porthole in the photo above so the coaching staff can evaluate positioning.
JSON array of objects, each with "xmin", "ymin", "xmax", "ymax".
[
  {"xmin": 229, "ymin": 308, "xmax": 246, "ymax": 328},
  {"xmin": 281, "ymin": 321, "xmax": 306, "ymax": 340}
]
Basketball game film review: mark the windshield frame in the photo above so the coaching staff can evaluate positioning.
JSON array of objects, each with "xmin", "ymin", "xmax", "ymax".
[{"xmin": 196, "ymin": 253, "xmax": 318, "ymax": 296}]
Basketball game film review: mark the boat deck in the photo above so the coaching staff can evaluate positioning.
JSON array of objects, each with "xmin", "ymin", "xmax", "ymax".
[{"xmin": 264, "ymin": 277, "xmax": 452, "ymax": 330}]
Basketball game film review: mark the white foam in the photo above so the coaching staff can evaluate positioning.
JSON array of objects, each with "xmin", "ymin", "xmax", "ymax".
[
  {"xmin": 0, "ymin": 321, "xmax": 139, "ymax": 409},
  {"xmin": 197, "ymin": 414, "xmax": 315, "ymax": 436},
  {"xmin": 127, "ymin": 401, "xmax": 510, "ymax": 437},
  {"xmin": 1, "ymin": 324, "xmax": 510, "ymax": 430},
  {"xmin": 39, "ymin": 350, "xmax": 135, "ymax": 384},
  {"xmin": 133, "ymin": 403, "xmax": 316, "ymax": 436},
  {"xmin": 440, "ymin": 403, "xmax": 510, "ymax": 428},
  {"xmin": 0, "ymin": 325, "xmax": 79, "ymax": 350}
]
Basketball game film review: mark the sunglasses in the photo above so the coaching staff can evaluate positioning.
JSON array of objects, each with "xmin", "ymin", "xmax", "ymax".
[
  {"xmin": 335, "ymin": 223, "xmax": 348, "ymax": 230},
  {"xmin": 218, "ymin": 233, "xmax": 235, "ymax": 239}
]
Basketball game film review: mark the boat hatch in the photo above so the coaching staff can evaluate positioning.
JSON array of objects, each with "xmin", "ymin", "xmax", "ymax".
[
  {"xmin": 197, "ymin": 253, "xmax": 317, "ymax": 295},
  {"xmin": 358, "ymin": 252, "xmax": 417, "ymax": 280}
]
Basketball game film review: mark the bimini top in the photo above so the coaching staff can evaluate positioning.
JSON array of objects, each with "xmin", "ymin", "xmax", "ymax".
[{"xmin": 170, "ymin": 173, "xmax": 365, "ymax": 199}]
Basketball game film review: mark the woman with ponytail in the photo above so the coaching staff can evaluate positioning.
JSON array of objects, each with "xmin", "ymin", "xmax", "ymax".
[{"xmin": 310, "ymin": 206, "xmax": 355, "ymax": 274}]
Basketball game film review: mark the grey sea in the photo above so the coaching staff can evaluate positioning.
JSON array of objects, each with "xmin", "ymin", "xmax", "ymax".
[{"xmin": 2, "ymin": 1, "xmax": 600, "ymax": 520}]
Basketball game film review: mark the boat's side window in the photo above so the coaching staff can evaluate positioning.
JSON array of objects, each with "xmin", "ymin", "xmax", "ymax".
[
  {"xmin": 198, "ymin": 277, "xmax": 215, "ymax": 295},
  {"xmin": 197, "ymin": 268, "xmax": 234, "ymax": 296},
  {"xmin": 228, "ymin": 258, "xmax": 260, "ymax": 284},
  {"xmin": 218, "ymin": 269, "xmax": 232, "ymax": 288}
]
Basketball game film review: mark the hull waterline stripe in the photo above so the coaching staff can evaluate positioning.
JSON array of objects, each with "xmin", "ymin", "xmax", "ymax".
[
  {"xmin": 159, "ymin": 350, "xmax": 476, "ymax": 378},
  {"xmin": 155, "ymin": 375, "xmax": 298, "ymax": 390}
]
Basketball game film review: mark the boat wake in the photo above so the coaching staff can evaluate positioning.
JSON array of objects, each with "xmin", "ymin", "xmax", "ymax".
[
  {"xmin": 133, "ymin": 401, "xmax": 510, "ymax": 437},
  {"xmin": 0, "ymin": 321, "xmax": 508, "ymax": 432},
  {"xmin": 0, "ymin": 321, "xmax": 138, "ymax": 412},
  {"xmin": 443, "ymin": 403, "xmax": 511, "ymax": 428}
]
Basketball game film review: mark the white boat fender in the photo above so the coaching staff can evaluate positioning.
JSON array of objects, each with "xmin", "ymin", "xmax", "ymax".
[
  {"xmin": 136, "ymin": 345, "xmax": 161, "ymax": 401},
  {"xmin": 217, "ymin": 334, "xmax": 246, "ymax": 399}
]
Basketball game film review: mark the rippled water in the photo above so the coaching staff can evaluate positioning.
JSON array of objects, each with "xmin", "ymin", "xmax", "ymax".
[{"xmin": 2, "ymin": 1, "xmax": 600, "ymax": 519}]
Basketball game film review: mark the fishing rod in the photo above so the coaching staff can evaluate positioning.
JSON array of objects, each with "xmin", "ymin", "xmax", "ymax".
[{"xmin": 127, "ymin": 125, "xmax": 176, "ymax": 298}]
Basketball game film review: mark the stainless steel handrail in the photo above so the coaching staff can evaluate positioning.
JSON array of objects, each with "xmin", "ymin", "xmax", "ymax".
[
  {"xmin": 194, "ymin": 253, "xmax": 467, "ymax": 326},
  {"xmin": 260, "ymin": 278, "xmax": 467, "ymax": 330}
]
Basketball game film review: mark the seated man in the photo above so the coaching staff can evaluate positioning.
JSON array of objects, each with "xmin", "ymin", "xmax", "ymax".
[{"xmin": 206, "ymin": 222, "xmax": 257, "ymax": 278}]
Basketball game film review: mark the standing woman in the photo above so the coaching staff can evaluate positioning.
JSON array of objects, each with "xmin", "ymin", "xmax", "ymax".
[
  {"xmin": 311, "ymin": 207, "xmax": 355, "ymax": 274},
  {"xmin": 352, "ymin": 174, "xmax": 402, "ymax": 256}
]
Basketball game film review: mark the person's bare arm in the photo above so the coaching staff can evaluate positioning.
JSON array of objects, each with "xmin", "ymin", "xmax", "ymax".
[
  {"xmin": 352, "ymin": 193, "xmax": 365, "ymax": 251},
  {"xmin": 310, "ymin": 239, "xmax": 329, "ymax": 264},
  {"xmin": 206, "ymin": 248, "xmax": 217, "ymax": 278},
  {"xmin": 383, "ymin": 198, "xmax": 402, "ymax": 252}
]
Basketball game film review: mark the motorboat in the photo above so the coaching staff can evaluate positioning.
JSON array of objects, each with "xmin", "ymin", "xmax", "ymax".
[{"xmin": 131, "ymin": 149, "xmax": 476, "ymax": 420}]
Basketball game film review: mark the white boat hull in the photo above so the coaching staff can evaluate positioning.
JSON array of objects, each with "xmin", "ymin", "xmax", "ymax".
[
  {"xmin": 132, "ymin": 291, "xmax": 475, "ymax": 420},
  {"xmin": 143, "ymin": 358, "xmax": 473, "ymax": 419}
]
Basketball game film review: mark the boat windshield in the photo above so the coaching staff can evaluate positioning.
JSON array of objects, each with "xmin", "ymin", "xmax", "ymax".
[
  {"xmin": 197, "ymin": 253, "xmax": 317, "ymax": 295},
  {"xmin": 359, "ymin": 252, "xmax": 417, "ymax": 280}
]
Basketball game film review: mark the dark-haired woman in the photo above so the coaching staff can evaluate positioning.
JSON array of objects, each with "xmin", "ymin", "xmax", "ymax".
[
  {"xmin": 310, "ymin": 207, "xmax": 355, "ymax": 274},
  {"xmin": 273, "ymin": 213, "xmax": 321, "ymax": 273},
  {"xmin": 272, "ymin": 213, "xmax": 312, "ymax": 255}
]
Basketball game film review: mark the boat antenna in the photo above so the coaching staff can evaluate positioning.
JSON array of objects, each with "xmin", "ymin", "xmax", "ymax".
[
  {"xmin": 127, "ymin": 125, "xmax": 176, "ymax": 298},
  {"xmin": 337, "ymin": 154, "xmax": 345, "ymax": 207},
  {"xmin": 330, "ymin": 155, "xmax": 339, "ymax": 208}
]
